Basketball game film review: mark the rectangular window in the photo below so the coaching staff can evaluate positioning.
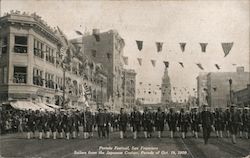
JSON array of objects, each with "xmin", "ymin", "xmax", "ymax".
[
  {"xmin": 33, "ymin": 68, "xmax": 43, "ymax": 86},
  {"xmin": 13, "ymin": 66, "xmax": 27, "ymax": 83},
  {"xmin": 14, "ymin": 36, "xmax": 28, "ymax": 53},
  {"xmin": 46, "ymin": 46, "xmax": 54, "ymax": 64},
  {"xmin": 45, "ymin": 72, "xmax": 54, "ymax": 89},
  {"xmin": 34, "ymin": 39, "xmax": 44, "ymax": 59},
  {"xmin": 3, "ymin": 66, "xmax": 7, "ymax": 84},
  {"xmin": 1, "ymin": 37, "xmax": 8, "ymax": 55}
]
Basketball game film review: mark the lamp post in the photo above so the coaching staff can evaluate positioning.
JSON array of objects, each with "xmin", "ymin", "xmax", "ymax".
[{"xmin": 229, "ymin": 78, "xmax": 232, "ymax": 105}]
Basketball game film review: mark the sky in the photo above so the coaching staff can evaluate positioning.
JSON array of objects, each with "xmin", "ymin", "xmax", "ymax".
[{"xmin": 1, "ymin": 0, "xmax": 249, "ymax": 101}]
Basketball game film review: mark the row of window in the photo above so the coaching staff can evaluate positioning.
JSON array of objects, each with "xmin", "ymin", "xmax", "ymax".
[{"xmin": 0, "ymin": 36, "xmax": 55, "ymax": 64}]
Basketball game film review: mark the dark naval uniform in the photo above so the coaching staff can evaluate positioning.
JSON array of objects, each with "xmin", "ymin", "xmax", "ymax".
[
  {"xmin": 82, "ymin": 111, "xmax": 94, "ymax": 133},
  {"xmin": 96, "ymin": 111, "xmax": 106, "ymax": 138},
  {"xmin": 191, "ymin": 111, "xmax": 200, "ymax": 133},
  {"xmin": 155, "ymin": 111, "xmax": 165, "ymax": 132},
  {"xmin": 130, "ymin": 111, "xmax": 141, "ymax": 132},
  {"xmin": 201, "ymin": 110, "xmax": 213, "ymax": 144},
  {"xmin": 167, "ymin": 111, "xmax": 177, "ymax": 132},
  {"xmin": 118, "ymin": 112, "xmax": 128, "ymax": 133}
]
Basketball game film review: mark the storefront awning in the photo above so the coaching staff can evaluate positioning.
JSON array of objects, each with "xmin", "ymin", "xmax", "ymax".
[{"xmin": 10, "ymin": 101, "xmax": 42, "ymax": 111}]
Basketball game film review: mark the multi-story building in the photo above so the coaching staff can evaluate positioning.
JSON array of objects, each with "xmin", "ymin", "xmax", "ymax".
[
  {"xmin": 196, "ymin": 67, "xmax": 249, "ymax": 108},
  {"xmin": 0, "ymin": 11, "xmax": 107, "ymax": 110},
  {"xmin": 71, "ymin": 29, "xmax": 125, "ymax": 111},
  {"xmin": 136, "ymin": 82, "xmax": 161, "ymax": 105},
  {"xmin": 233, "ymin": 84, "xmax": 250, "ymax": 107},
  {"xmin": 161, "ymin": 66, "xmax": 172, "ymax": 107},
  {"xmin": 122, "ymin": 69, "xmax": 136, "ymax": 111}
]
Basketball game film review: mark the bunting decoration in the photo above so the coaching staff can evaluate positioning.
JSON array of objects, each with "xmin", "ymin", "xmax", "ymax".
[
  {"xmin": 136, "ymin": 40, "xmax": 143, "ymax": 51},
  {"xmin": 215, "ymin": 64, "xmax": 220, "ymax": 70},
  {"xmin": 156, "ymin": 42, "xmax": 163, "ymax": 52},
  {"xmin": 221, "ymin": 42, "xmax": 233, "ymax": 57},
  {"xmin": 151, "ymin": 60, "xmax": 156, "ymax": 67},
  {"xmin": 200, "ymin": 43, "xmax": 208, "ymax": 52},
  {"xmin": 75, "ymin": 30, "xmax": 83, "ymax": 36},
  {"xmin": 232, "ymin": 64, "xmax": 237, "ymax": 66},
  {"xmin": 137, "ymin": 58, "xmax": 142, "ymax": 66},
  {"xmin": 196, "ymin": 63, "xmax": 204, "ymax": 70},
  {"xmin": 179, "ymin": 62, "xmax": 184, "ymax": 68},
  {"xmin": 163, "ymin": 61, "xmax": 169, "ymax": 68},
  {"xmin": 122, "ymin": 56, "xmax": 128, "ymax": 65},
  {"xmin": 179, "ymin": 43, "xmax": 186, "ymax": 52}
]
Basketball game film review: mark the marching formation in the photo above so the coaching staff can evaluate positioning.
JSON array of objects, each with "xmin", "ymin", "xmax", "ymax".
[{"xmin": 1, "ymin": 105, "xmax": 250, "ymax": 145}]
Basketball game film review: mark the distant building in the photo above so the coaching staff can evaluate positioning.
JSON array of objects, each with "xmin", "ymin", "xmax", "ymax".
[
  {"xmin": 161, "ymin": 66, "xmax": 172, "ymax": 107},
  {"xmin": 196, "ymin": 67, "xmax": 250, "ymax": 108},
  {"xmin": 71, "ymin": 29, "xmax": 125, "ymax": 111},
  {"xmin": 122, "ymin": 69, "xmax": 136, "ymax": 111},
  {"xmin": 136, "ymin": 82, "xmax": 161, "ymax": 105},
  {"xmin": 233, "ymin": 84, "xmax": 250, "ymax": 107},
  {"xmin": 0, "ymin": 11, "xmax": 107, "ymax": 110}
]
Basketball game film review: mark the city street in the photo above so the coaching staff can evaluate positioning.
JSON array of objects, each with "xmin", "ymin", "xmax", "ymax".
[{"xmin": 1, "ymin": 131, "xmax": 249, "ymax": 158}]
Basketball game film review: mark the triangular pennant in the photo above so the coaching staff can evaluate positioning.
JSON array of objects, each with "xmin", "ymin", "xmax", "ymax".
[
  {"xmin": 213, "ymin": 87, "xmax": 217, "ymax": 91},
  {"xmin": 215, "ymin": 64, "xmax": 220, "ymax": 70},
  {"xmin": 136, "ymin": 40, "xmax": 143, "ymax": 51},
  {"xmin": 163, "ymin": 61, "xmax": 169, "ymax": 68},
  {"xmin": 122, "ymin": 56, "xmax": 128, "ymax": 65},
  {"xmin": 137, "ymin": 58, "xmax": 142, "ymax": 66},
  {"xmin": 156, "ymin": 42, "xmax": 163, "ymax": 52},
  {"xmin": 221, "ymin": 42, "xmax": 233, "ymax": 57},
  {"xmin": 151, "ymin": 60, "xmax": 156, "ymax": 67},
  {"xmin": 232, "ymin": 64, "xmax": 237, "ymax": 66},
  {"xmin": 179, "ymin": 43, "xmax": 186, "ymax": 52},
  {"xmin": 200, "ymin": 43, "xmax": 208, "ymax": 52},
  {"xmin": 196, "ymin": 63, "xmax": 204, "ymax": 70},
  {"xmin": 75, "ymin": 30, "xmax": 83, "ymax": 36},
  {"xmin": 179, "ymin": 62, "xmax": 184, "ymax": 68}
]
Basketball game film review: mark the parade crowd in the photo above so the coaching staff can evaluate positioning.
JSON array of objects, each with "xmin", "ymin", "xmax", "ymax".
[{"xmin": 1, "ymin": 105, "xmax": 250, "ymax": 144}]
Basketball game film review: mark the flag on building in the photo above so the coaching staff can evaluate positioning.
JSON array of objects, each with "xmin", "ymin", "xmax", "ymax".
[{"xmin": 221, "ymin": 42, "xmax": 233, "ymax": 57}]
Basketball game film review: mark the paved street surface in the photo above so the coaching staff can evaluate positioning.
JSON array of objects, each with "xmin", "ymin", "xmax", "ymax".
[{"xmin": 1, "ymin": 131, "xmax": 249, "ymax": 158}]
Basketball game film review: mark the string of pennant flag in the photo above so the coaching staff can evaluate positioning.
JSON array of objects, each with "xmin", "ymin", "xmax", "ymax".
[
  {"xmin": 122, "ymin": 57, "xmax": 227, "ymax": 70},
  {"xmin": 135, "ymin": 41, "xmax": 234, "ymax": 57}
]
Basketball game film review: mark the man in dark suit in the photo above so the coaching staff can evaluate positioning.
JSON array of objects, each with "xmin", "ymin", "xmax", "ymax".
[
  {"xmin": 130, "ymin": 107, "xmax": 141, "ymax": 139},
  {"xmin": 201, "ymin": 105, "xmax": 213, "ymax": 144},
  {"xmin": 104, "ymin": 108, "xmax": 111, "ymax": 138},
  {"xmin": 118, "ymin": 108, "xmax": 128, "ymax": 139},
  {"xmin": 96, "ymin": 108, "xmax": 106, "ymax": 138}
]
